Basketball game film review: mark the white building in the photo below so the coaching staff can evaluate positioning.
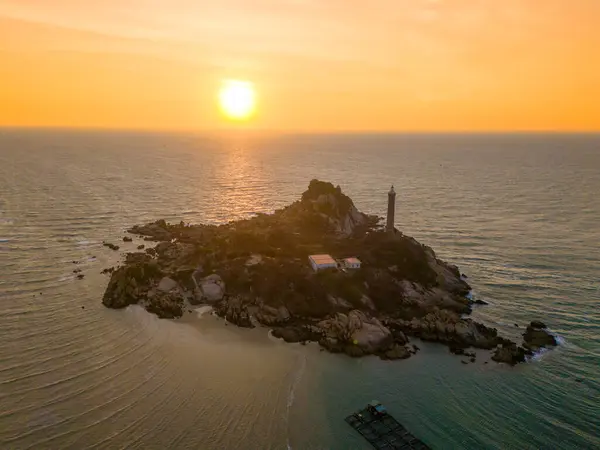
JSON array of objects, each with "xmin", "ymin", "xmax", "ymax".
[
  {"xmin": 308, "ymin": 254, "xmax": 337, "ymax": 271},
  {"xmin": 342, "ymin": 257, "xmax": 361, "ymax": 269}
]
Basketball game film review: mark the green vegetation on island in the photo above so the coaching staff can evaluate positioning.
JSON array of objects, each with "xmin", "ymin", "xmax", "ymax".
[{"xmin": 101, "ymin": 180, "xmax": 556, "ymax": 364}]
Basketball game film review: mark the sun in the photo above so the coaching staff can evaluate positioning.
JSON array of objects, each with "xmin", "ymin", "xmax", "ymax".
[{"xmin": 218, "ymin": 79, "xmax": 256, "ymax": 120}]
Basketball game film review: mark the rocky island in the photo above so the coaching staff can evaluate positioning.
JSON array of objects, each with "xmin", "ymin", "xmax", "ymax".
[{"xmin": 102, "ymin": 180, "xmax": 556, "ymax": 365}]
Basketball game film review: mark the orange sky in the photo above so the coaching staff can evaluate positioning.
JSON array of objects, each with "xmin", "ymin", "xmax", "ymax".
[{"xmin": 1, "ymin": 0, "xmax": 599, "ymax": 131}]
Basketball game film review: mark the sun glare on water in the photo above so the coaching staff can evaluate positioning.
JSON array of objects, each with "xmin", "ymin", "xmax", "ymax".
[{"xmin": 219, "ymin": 80, "xmax": 256, "ymax": 121}]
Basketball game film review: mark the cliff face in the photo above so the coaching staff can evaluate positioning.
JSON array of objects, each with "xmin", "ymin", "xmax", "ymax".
[
  {"xmin": 300, "ymin": 179, "xmax": 369, "ymax": 235},
  {"xmin": 101, "ymin": 180, "xmax": 538, "ymax": 364}
]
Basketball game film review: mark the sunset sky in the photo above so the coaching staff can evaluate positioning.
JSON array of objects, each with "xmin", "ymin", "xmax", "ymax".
[{"xmin": 1, "ymin": 0, "xmax": 599, "ymax": 131}]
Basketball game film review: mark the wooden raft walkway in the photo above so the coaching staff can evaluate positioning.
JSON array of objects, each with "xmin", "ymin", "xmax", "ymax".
[{"xmin": 345, "ymin": 403, "xmax": 431, "ymax": 450}]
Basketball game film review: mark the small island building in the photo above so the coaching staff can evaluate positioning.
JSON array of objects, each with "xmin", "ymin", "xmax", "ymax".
[
  {"xmin": 308, "ymin": 254, "xmax": 337, "ymax": 271},
  {"xmin": 342, "ymin": 257, "xmax": 361, "ymax": 269}
]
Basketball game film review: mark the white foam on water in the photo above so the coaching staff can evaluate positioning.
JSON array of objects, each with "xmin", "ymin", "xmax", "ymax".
[
  {"xmin": 286, "ymin": 354, "xmax": 307, "ymax": 450},
  {"xmin": 529, "ymin": 347, "xmax": 551, "ymax": 361},
  {"xmin": 77, "ymin": 240, "xmax": 96, "ymax": 246},
  {"xmin": 194, "ymin": 306, "xmax": 213, "ymax": 318},
  {"xmin": 553, "ymin": 333, "xmax": 566, "ymax": 346},
  {"xmin": 287, "ymin": 357, "xmax": 305, "ymax": 408}
]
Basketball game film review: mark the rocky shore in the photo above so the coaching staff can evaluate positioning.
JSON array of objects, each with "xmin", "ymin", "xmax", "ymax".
[{"xmin": 101, "ymin": 180, "xmax": 557, "ymax": 365}]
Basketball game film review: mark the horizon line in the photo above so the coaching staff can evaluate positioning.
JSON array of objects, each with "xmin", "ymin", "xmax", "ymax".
[{"xmin": 1, "ymin": 126, "xmax": 599, "ymax": 136}]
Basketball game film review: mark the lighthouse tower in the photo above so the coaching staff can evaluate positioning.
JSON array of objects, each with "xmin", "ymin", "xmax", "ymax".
[{"xmin": 386, "ymin": 185, "xmax": 396, "ymax": 234}]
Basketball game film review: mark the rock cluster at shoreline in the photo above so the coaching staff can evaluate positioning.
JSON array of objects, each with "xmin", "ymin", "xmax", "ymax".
[{"xmin": 101, "ymin": 179, "xmax": 557, "ymax": 365}]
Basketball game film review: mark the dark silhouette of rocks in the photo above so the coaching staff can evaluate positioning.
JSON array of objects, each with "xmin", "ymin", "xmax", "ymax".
[
  {"xmin": 529, "ymin": 320, "xmax": 547, "ymax": 329},
  {"xmin": 523, "ymin": 321, "xmax": 557, "ymax": 351},
  {"xmin": 102, "ymin": 242, "xmax": 120, "ymax": 251},
  {"xmin": 492, "ymin": 342, "xmax": 528, "ymax": 365}
]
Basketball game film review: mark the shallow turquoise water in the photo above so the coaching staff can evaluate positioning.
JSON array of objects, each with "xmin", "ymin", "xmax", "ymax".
[{"xmin": 0, "ymin": 131, "xmax": 598, "ymax": 449}]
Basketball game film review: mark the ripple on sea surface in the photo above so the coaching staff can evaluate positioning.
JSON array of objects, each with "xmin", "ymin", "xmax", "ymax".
[{"xmin": 1, "ymin": 131, "xmax": 599, "ymax": 449}]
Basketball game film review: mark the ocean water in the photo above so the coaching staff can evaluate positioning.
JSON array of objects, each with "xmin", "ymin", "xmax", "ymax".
[{"xmin": 0, "ymin": 130, "xmax": 598, "ymax": 449}]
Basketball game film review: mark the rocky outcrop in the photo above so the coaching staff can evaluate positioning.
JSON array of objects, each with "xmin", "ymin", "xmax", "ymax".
[
  {"xmin": 103, "ymin": 242, "xmax": 120, "ymax": 251},
  {"xmin": 317, "ymin": 310, "xmax": 393, "ymax": 354},
  {"xmin": 492, "ymin": 343, "xmax": 529, "ymax": 365},
  {"xmin": 101, "ymin": 179, "xmax": 553, "ymax": 365},
  {"xmin": 145, "ymin": 290, "xmax": 184, "ymax": 319},
  {"xmin": 523, "ymin": 321, "xmax": 557, "ymax": 351},
  {"xmin": 214, "ymin": 296, "xmax": 253, "ymax": 328},
  {"xmin": 254, "ymin": 304, "xmax": 291, "ymax": 326},
  {"xmin": 102, "ymin": 260, "xmax": 162, "ymax": 309},
  {"xmin": 385, "ymin": 309, "xmax": 499, "ymax": 350},
  {"xmin": 422, "ymin": 245, "xmax": 471, "ymax": 297},
  {"xmin": 128, "ymin": 220, "xmax": 172, "ymax": 241},
  {"xmin": 381, "ymin": 344, "xmax": 412, "ymax": 360},
  {"xmin": 301, "ymin": 179, "xmax": 369, "ymax": 236}
]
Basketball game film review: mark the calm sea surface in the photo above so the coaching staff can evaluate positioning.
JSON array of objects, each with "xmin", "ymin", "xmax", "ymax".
[{"xmin": 0, "ymin": 130, "xmax": 599, "ymax": 449}]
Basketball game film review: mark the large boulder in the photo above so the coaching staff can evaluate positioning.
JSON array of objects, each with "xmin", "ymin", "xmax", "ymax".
[
  {"xmin": 523, "ymin": 321, "xmax": 557, "ymax": 351},
  {"xmin": 193, "ymin": 273, "xmax": 226, "ymax": 303},
  {"xmin": 317, "ymin": 310, "xmax": 393, "ymax": 354},
  {"xmin": 157, "ymin": 277, "xmax": 179, "ymax": 293}
]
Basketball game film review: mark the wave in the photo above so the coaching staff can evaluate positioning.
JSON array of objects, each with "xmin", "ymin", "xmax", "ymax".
[
  {"xmin": 529, "ymin": 347, "xmax": 551, "ymax": 361},
  {"xmin": 77, "ymin": 240, "xmax": 97, "ymax": 246},
  {"xmin": 0, "ymin": 238, "xmax": 9, "ymax": 242},
  {"xmin": 554, "ymin": 335, "xmax": 567, "ymax": 346}
]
